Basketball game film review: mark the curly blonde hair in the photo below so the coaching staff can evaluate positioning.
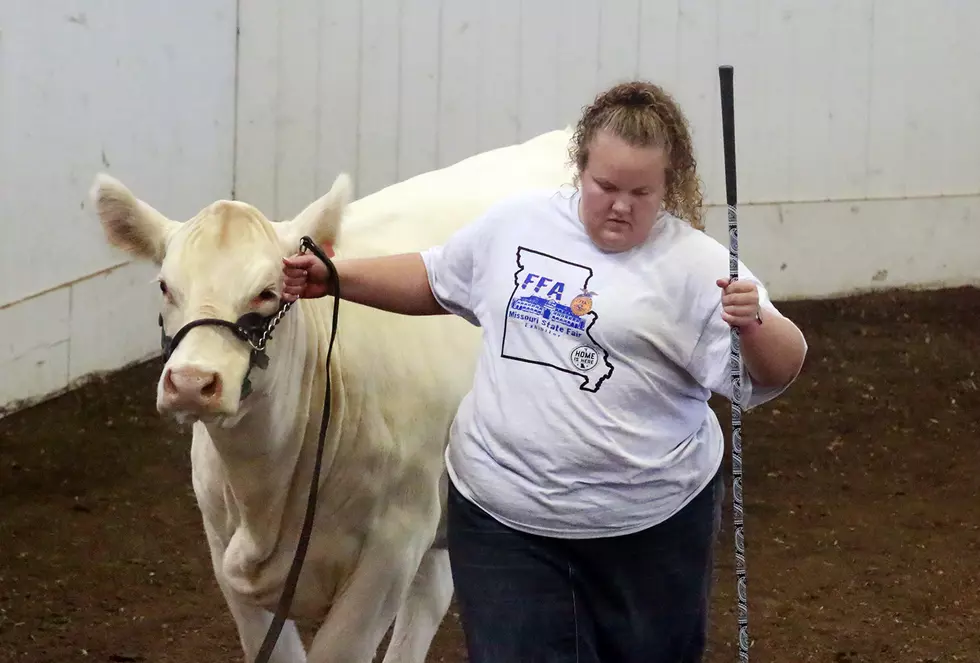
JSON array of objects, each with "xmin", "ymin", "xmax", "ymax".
[{"xmin": 569, "ymin": 80, "xmax": 705, "ymax": 231}]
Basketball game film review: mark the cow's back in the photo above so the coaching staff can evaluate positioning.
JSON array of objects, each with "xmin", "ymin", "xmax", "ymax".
[{"xmin": 337, "ymin": 128, "xmax": 576, "ymax": 256}]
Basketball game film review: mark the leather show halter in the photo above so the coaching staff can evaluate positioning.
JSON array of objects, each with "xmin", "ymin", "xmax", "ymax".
[
  {"xmin": 159, "ymin": 308, "xmax": 283, "ymax": 399},
  {"xmin": 158, "ymin": 236, "xmax": 339, "ymax": 663}
]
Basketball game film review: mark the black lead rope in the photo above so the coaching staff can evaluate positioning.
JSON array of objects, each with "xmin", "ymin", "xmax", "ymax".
[{"xmin": 252, "ymin": 236, "xmax": 340, "ymax": 663}]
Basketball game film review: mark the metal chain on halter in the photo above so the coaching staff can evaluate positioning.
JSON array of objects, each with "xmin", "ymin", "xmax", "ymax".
[
  {"xmin": 252, "ymin": 300, "xmax": 294, "ymax": 352},
  {"xmin": 246, "ymin": 237, "xmax": 321, "ymax": 353},
  {"xmin": 249, "ymin": 236, "xmax": 318, "ymax": 351}
]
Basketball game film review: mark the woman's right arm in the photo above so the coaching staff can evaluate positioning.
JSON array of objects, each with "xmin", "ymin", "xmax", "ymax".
[{"xmin": 282, "ymin": 251, "xmax": 448, "ymax": 316}]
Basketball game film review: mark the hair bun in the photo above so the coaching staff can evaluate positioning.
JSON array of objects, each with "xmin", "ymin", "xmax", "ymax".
[{"xmin": 599, "ymin": 82, "xmax": 659, "ymax": 109}]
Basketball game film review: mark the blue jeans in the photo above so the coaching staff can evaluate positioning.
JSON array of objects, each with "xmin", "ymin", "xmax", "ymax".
[{"xmin": 446, "ymin": 468, "xmax": 724, "ymax": 663}]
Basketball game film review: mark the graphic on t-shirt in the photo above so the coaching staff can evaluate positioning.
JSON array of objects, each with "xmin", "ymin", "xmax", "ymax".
[{"xmin": 501, "ymin": 247, "xmax": 614, "ymax": 392}]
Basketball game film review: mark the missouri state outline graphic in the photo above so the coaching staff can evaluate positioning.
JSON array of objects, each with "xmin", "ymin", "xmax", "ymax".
[{"xmin": 500, "ymin": 247, "xmax": 614, "ymax": 392}]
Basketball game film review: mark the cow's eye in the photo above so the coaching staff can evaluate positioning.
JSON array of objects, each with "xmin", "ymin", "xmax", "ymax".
[
  {"xmin": 159, "ymin": 280, "xmax": 171, "ymax": 299},
  {"xmin": 252, "ymin": 289, "xmax": 278, "ymax": 306}
]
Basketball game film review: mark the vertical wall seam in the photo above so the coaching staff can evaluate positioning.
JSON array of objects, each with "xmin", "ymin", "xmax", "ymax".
[{"xmin": 231, "ymin": 0, "xmax": 242, "ymax": 199}]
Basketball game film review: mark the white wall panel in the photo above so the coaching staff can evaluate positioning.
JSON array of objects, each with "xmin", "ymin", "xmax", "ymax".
[
  {"xmin": 359, "ymin": 0, "xmax": 402, "ymax": 196},
  {"xmin": 67, "ymin": 262, "xmax": 161, "ymax": 384},
  {"xmin": 702, "ymin": 195, "xmax": 980, "ymax": 301},
  {"xmin": 0, "ymin": 0, "xmax": 237, "ymax": 306},
  {"xmin": 397, "ymin": 0, "xmax": 442, "ymax": 181},
  {"xmin": 236, "ymin": 0, "xmax": 980, "ymax": 219},
  {"xmin": 230, "ymin": 0, "xmax": 980, "ymax": 317},
  {"xmin": 0, "ymin": 289, "xmax": 71, "ymax": 381},
  {"xmin": 516, "ymin": 0, "xmax": 562, "ymax": 142},
  {"xmin": 0, "ymin": 288, "xmax": 71, "ymax": 414},
  {"xmin": 0, "ymin": 1, "xmax": 236, "ymax": 415}
]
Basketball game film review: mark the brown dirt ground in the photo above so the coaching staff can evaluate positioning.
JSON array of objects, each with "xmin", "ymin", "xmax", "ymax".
[{"xmin": 1, "ymin": 286, "xmax": 978, "ymax": 663}]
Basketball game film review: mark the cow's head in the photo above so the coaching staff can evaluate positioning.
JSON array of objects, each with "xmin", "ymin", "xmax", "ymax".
[{"xmin": 89, "ymin": 173, "xmax": 352, "ymax": 424}]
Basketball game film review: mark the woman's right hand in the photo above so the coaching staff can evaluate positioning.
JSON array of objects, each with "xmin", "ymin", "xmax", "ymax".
[{"xmin": 282, "ymin": 253, "xmax": 334, "ymax": 301}]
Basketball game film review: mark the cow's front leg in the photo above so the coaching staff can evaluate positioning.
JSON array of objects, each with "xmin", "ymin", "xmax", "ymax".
[
  {"xmin": 380, "ymin": 546, "xmax": 454, "ymax": 663},
  {"xmin": 305, "ymin": 525, "xmax": 432, "ymax": 663},
  {"xmin": 205, "ymin": 524, "xmax": 307, "ymax": 663},
  {"xmin": 222, "ymin": 592, "xmax": 308, "ymax": 663}
]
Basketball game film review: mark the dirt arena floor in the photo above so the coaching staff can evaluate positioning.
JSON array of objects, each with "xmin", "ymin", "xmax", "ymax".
[{"xmin": 1, "ymin": 286, "xmax": 978, "ymax": 662}]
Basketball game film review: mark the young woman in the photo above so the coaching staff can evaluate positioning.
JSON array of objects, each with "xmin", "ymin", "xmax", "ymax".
[{"xmin": 282, "ymin": 80, "xmax": 807, "ymax": 663}]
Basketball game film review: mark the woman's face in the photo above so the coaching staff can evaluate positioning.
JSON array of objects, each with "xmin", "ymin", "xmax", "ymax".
[{"xmin": 578, "ymin": 129, "xmax": 668, "ymax": 253}]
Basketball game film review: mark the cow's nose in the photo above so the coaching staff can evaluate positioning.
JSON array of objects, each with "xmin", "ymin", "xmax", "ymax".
[{"xmin": 161, "ymin": 366, "xmax": 223, "ymax": 410}]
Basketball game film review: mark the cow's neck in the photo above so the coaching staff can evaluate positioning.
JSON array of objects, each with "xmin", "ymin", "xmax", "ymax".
[{"xmin": 201, "ymin": 298, "xmax": 344, "ymax": 552}]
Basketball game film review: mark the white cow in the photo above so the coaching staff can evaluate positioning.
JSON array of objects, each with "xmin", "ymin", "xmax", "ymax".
[{"xmin": 89, "ymin": 128, "xmax": 576, "ymax": 663}]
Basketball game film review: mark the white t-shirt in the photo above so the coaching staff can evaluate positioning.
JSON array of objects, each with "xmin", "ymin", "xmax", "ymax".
[{"xmin": 420, "ymin": 186, "xmax": 804, "ymax": 539}]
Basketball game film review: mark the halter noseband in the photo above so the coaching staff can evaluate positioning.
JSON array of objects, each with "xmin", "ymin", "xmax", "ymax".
[{"xmin": 158, "ymin": 300, "xmax": 292, "ymax": 399}]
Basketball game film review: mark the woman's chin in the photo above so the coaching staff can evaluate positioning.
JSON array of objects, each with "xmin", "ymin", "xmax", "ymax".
[{"xmin": 589, "ymin": 223, "xmax": 637, "ymax": 253}]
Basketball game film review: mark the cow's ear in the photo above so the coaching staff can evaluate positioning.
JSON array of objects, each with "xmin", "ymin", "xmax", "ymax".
[
  {"xmin": 279, "ymin": 172, "xmax": 352, "ymax": 254},
  {"xmin": 89, "ymin": 173, "xmax": 180, "ymax": 264}
]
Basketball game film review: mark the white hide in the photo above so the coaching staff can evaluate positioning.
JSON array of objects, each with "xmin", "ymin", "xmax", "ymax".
[{"xmin": 89, "ymin": 127, "xmax": 576, "ymax": 663}]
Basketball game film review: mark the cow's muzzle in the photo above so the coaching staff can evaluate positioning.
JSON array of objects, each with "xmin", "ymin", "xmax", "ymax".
[{"xmin": 158, "ymin": 302, "xmax": 291, "ymax": 402}]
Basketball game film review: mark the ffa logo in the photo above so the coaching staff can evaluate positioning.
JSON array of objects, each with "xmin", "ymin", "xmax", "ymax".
[{"xmin": 570, "ymin": 288, "xmax": 596, "ymax": 316}]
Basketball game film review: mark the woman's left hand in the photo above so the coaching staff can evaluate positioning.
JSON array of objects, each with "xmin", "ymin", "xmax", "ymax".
[{"xmin": 716, "ymin": 278, "xmax": 762, "ymax": 329}]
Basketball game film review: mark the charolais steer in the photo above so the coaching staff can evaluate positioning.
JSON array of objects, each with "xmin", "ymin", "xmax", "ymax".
[{"xmin": 88, "ymin": 128, "xmax": 576, "ymax": 663}]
